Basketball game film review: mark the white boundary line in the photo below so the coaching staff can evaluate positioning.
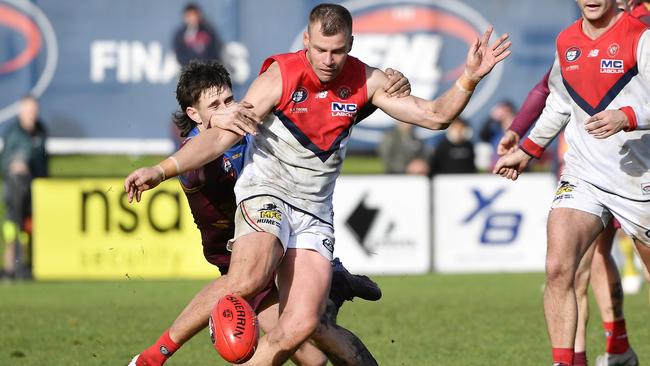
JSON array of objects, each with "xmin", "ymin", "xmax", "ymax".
[{"xmin": 2, "ymin": 138, "xmax": 177, "ymax": 155}]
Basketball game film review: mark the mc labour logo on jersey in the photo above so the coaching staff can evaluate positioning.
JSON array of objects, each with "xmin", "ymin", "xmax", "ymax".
[
  {"xmin": 291, "ymin": 0, "xmax": 503, "ymax": 144},
  {"xmin": 0, "ymin": 0, "xmax": 58, "ymax": 125}
]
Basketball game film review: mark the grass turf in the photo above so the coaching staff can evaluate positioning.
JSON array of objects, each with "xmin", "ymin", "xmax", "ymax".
[
  {"xmin": 0, "ymin": 273, "xmax": 648, "ymax": 365},
  {"xmin": 47, "ymin": 154, "xmax": 384, "ymax": 177}
]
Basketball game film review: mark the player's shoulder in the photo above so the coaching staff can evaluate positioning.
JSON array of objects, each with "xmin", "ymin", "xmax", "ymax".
[
  {"xmin": 261, "ymin": 51, "xmax": 302, "ymax": 73},
  {"xmin": 557, "ymin": 19, "xmax": 583, "ymax": 43},
  {"xmin": 364, "ymin": 64, "xmax": 388, "ymax": 96}
]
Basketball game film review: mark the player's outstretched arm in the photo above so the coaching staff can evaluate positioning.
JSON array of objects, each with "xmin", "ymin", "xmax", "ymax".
[
  {"xmin": 124, "ymin": 62, "xmax": 282, "ymax": 203},
  {"xmin": 124, "ymin": 128, "xmax": 242, "ymax": 202},
  {"xmin": 369, "ymin": 26, "xmax": 511, "ymax": 130},
  {"xmin": 209, "ymin": 101, "xmax": 259, "ymax": 136},
  {"xmin": 493, "ymin": 149, "xmax": 532, "ymax": 181}
]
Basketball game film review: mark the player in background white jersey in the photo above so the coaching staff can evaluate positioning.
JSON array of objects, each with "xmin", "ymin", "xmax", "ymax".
[{"xmin": 494, "ymin": 1, "xmax": 650, "ymax": 365}]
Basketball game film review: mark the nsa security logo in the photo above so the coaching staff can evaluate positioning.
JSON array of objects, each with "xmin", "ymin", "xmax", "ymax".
[
  {"xmin": 331, "ymin": 102, "xmax": 357, "ymax": 117},
  {"xmin": 600, "ymin": 59, "xmax": 624, "ymax": 74}
]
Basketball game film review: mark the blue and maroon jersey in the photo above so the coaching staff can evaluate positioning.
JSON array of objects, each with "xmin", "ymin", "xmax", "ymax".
[
  {"xmin": 178, "ymin": 128, "xmax": 248, "ymax": 268},
  {"xmin": 234, "ymin": 50, "xmax": 370, "ymax": 224}
]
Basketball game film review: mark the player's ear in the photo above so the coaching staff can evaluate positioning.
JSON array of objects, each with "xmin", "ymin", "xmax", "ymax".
[
  {"xmin": 186, "ymin": 106, "xmax": 202, "ymax": 124},
  {"xmin": 348, "ymin": 35, "xmax": 354, "ymax": 52},
  {"xmin": 303, "ymin": 30, "xmax": 309, "ymax": 49}
]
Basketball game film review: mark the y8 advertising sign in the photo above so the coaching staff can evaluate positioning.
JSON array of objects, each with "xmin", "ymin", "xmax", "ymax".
[{"xmin": 433, "ymin": 174, "xmax": 556, "ymax": 273}]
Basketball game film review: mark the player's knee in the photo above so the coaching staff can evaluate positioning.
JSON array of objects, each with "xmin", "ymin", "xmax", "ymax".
[
  {"xmin": 293, "ymin": 350, "xmax": 328, "ymax": 366},
  {"xmin": 225, "ymin": 272, "xmax": 270, "ymax": 299},
  {"xmin": 299, "ymin": 313, "xmax": 320, "ymax": 339},
  {"xmin": 545, "ymin": 257, "xmax": 574, "ymax": 286},
  {"xmin": 285, "ymin": 313, "xmax": 320, "ymax": 348}
]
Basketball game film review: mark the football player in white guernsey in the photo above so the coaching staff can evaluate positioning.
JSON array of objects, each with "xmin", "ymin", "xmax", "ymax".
[
  {"xmin": 126, "ymin": 3, "xmax": 510, "ymax": 365},
  {"xmin": 494, "ymin": 1, "xmax": 649, "ymax": 365}
]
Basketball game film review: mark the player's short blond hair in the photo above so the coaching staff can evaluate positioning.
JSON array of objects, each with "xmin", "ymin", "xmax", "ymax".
[{"xmin": 308, "ymin": 3, "xmax": 352, "ymax": 38}]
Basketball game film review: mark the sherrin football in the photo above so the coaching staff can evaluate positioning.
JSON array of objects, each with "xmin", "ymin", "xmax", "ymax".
[{"xmin": 209, "ymin": 294, "xmax": 259, "ymax": 364}]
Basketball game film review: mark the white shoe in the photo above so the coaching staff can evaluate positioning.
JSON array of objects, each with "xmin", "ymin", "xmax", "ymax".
[
  {"xmin": 621, "ymin": 275, "xmax": 642, "ymax": 295},
  {"xmin": 128, "ymin": 354, "xmax": 140, "ymax": 366},
  {"xmin": 595, "ymin": 348, "xmax": 639, "ymax": 366}
]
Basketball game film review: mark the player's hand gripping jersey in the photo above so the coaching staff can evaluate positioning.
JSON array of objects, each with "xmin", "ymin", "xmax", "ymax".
[
  {"xmin": 234, "ymin": 50, "xmax": 370, "ymax": 223},
  {"xmin": 521, "ymin": 13, "xmax": 650, "ymax": 201}
]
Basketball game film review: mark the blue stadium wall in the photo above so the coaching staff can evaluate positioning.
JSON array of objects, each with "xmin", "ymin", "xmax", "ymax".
[{"xmin": 0, "ymin": 0, "xmax": 580, "ymax": 152}]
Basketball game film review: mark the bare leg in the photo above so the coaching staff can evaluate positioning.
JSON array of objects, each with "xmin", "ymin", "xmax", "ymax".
[
  {"xmin": 633, "ymin": 239, "xmax": 650, "ymax": 280},
  {"xmin": 545, "ymin": 208, "xmax": 603, "ymax": 349},
  {"xmin": 167, "ymin": 232, "xmax": 283, "ymax": 345},
  {"xmin": 589, "ymin": 223, "xmax": 622, "ymax": 323},
  {"xmin": 3, "ymin": 240, "xmax": 17, "ymax": 276},
  {"xmin": 311, "ymin": 299, "xmax": 378, "ymax": 366},
  {"xmin": 244, "ymin": 248, "xmax": 331, "ymax": 366},
  {"xmin": 257, "ymin": 294, "xmax": 328, "ymax": 366},
  {"xmin": 168, "ymin": 276, "xmax": 227, "ymax": 344},
  {"xmin": 573, "ymin": 242, "xmax": 595, "ymax": 354}
]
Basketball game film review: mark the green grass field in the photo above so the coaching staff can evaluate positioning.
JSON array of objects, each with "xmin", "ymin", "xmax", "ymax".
[
  {"xmin": 0, "ymin": 274, "xmax": 648, "ymax": 365},
  {"xmin": 47, "ymin": 154, "xmax": 385, "ymax": 177},
  {"xmin": 1, "ymin": 155, "xmax": 648, "ymax": 365}
]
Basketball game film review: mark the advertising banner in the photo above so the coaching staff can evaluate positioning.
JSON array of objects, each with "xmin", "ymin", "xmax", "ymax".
[
  {"xmin": 333, "ymin": 176, "xmax": 430, "ymax": 274},
  {"xmin": 32, "ymin": 178, "xmax": 216, "ymax": 279},
  {"xmin": 433, "ymin": 174, "xmax": 556, "ymax": 273},
  {"xmin": 0, "ymin": 0, "xmax": 579, "ymax": 152}
]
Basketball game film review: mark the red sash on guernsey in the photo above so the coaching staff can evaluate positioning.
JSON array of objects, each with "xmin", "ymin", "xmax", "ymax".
[
  {"xmin": 557, "ymin": 13, "xmax": 647, "ymax": 115},
  {"xmin": 259, "ymin": 50, "xmax": 368, "ymax": 162}
]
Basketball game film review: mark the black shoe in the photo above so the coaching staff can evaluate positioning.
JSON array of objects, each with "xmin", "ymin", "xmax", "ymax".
[{"xmin": 329, "ymin": 258, "xmax": 382, "ymax": 308}]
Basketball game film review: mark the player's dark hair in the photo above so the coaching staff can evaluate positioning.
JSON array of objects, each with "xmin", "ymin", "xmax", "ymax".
[
  {"xmin": 183, "ymin": 3, "xmax": 200, "ymax": 13},
  {"xmin": 309, "ymin": 3, "xmax": 353, "ymax": 37},
  {"xmin": 173, "ymin": 60, "xmax": 232, "ymax": 137}
]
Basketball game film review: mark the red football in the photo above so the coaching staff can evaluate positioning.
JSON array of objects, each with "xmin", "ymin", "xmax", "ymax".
[{"xmin": 209, "ymin": 294, "xmax": 259, "ymax": 364}]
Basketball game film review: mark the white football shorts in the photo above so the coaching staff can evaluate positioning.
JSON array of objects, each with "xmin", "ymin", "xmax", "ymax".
[
  {"xmin": 230, "ymin": 195, "xmax": 335, "ymax": 260},
  {"xmin": 551, "ymin": 175, "xmax": 650, "ymax": 246}
]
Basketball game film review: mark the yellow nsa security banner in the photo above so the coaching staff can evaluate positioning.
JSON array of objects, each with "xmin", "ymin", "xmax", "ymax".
[{"xmin": 33, "ymin": 178, "xmax": 219, "ymax": 280}]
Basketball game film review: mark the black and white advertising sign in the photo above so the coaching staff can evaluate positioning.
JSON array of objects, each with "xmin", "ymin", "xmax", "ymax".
[{"xmin": 333, "ymin": 176, "xmax": 431, "ymax": 274}]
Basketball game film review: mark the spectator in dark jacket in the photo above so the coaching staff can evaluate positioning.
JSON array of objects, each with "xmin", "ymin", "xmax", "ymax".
[
  {"xmin": 172, "ymin": 3, "xmax": 222, "ymax": 67},
  {"xmin": 428, "ymin": 117, "xmax": 476, "ymax": 176},
  {"xmin": 1, "ymin": 95, "xmax": 48, "ymax": 280}
]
